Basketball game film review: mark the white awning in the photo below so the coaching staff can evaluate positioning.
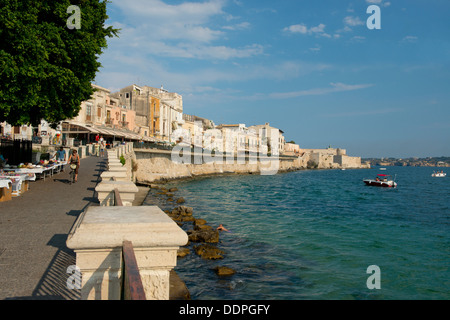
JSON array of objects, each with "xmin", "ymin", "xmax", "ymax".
[{"xmin": 62, "ymin": 122, "xmax": 100, "ymax": 134}]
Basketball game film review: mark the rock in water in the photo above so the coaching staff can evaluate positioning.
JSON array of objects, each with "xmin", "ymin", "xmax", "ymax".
[
  {"xmin": 177, "ymin": 247, "xmax": 190, "ymax": 258},
  {"xmin": 194, "ymin": 218, "xmax": 207, "ymax": 226},
  {"xmin": 214, "ymin": 266, "xmax": 236, "ymax": 276},
  {"xmin": 195, "ymin": 224, "xmax": 212, "ymax": 231},
  {"xmin": 188, "ymin": 229, "xmax": 219, "ymax": 243},
  {"xmin": 194, "ymin": 244, "xmax": 224, "ymax": 260}
]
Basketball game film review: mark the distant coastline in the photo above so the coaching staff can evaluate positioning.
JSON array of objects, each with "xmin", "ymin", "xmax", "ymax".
[{"xmin": 363, "ymin": 156, "xmax": 450, "ymax": 167}]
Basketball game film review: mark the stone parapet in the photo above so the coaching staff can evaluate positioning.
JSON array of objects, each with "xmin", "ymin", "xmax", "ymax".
[
  {"xmin": 95, "ymin": 180, "xmax": 139, "ymax": 206},
  {"xmin": 100, "ymin": 171, "xmax": 129, "ymax": 182},
  {"xmin": 66, "ymin": 206, "xmax": 188, "ymax": 300},
  {"xmin": 108, "ymin": 163, "xmax": 125, "ymax": 171}
]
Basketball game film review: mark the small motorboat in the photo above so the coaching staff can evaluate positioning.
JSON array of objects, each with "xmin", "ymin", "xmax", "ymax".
[
  {"xmin": 363, "ymin": 174, "xmax": 397, "ymax": 188},
  {"xmin": 432, "ymin": 171, "xmax": 446, "ymax": 177}
]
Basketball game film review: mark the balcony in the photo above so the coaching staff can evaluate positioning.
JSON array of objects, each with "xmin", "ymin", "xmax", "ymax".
[
  {"xmin": 105, "ymin": 118, "xmax": 113, "ymax": 127},
  {"xmin": 153, "ymin": 111, "xmax": 160, "ymax": 118}
]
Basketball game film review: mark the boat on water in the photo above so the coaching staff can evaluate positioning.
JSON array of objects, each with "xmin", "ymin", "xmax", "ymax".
[
  {"xmin": 363, "ymin": 174, "xmax": 397, "ymax": 188},
  {"xmin": 432, "ymin": 171, "xmax": 446, "ymax": 177}
]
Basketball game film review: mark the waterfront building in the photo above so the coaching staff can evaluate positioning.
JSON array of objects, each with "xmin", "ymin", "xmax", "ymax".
[
  {"xmin": 63, "ymin": 84, "xmax": 143, "ymax": 146},
  {"xmin": 180, "ymin": 114, "xmax": 217, "ymax": 149},
  {"xmin": 284, "ymin": 142, "xmax": 301, "ymax": 156},
  {"xmin": 110, "ymin": 84, "xmax": 155, "ymax": 139},
  {"xmin": 216, "ymin": 124, "xmax": 245, "ymax": 155},
  {"xmin": 248, "ymin": 123, "xmax": 285, "ymax": 155},
  {"xmin": 181, "ymin": 115, "xmax": 202, "ymax": 148},
  {"xmin": 111, "ymin": 85, "xmax": 184, "ymax": 142},
  {"xmin": 301, "ymin": 147, "xmax": 365, "ymax": 169},
  {"xmin": 215, "ymin": 124, "xmax": 261, "ymax": 155}
]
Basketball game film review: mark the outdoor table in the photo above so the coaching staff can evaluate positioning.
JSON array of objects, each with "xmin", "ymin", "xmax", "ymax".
[
  {"xmin": 2, "ymin": 161, "xmax": 66, "ymax": 181},
  {"xmin": 0, "ymin": 179, "xmax": 11, "ymax": 188},
  {"xmin": 0, "ymin": 179, "xmax": 12, "ymax": 202},
  {"xmin": 0, "ymin": 175, "xmax": 26, "ymax": 196},
  {"xmin": 4, "ymin": 166, "xmax": 52, "ymax": 180},
  {"xmin": 52, "ymin": 161, "xmax": 67, "ymax": 173},
  {"xmin": 0, "ymin": 172, "xmax": 36, "ymax": 195}
]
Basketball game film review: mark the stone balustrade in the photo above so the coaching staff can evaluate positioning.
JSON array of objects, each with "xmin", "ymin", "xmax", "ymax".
[
  {"xmin": 108, "ymin": 158, "xmax": 121, "ymax": 165},
  {"xmin": 95, "ymin": 180, "xmax": 139, "ymax": 206},
  {"xmin": 66, "ymin": 143, "xmax": 189, "ymax": 300},
  {"xmin": 66, "ymin": 206, "xmax": 188, "ymax": 300},
  {"xmin": 108, "ymin": 163, "xmax": 125, "ymax": 171},
  {"xmin": 100, "ymin": 171, "xmax": 128, "ymax": 182}
]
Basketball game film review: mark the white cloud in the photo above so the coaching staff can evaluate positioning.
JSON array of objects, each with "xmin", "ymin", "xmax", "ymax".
[
  {"xmin": 402, "ymin": 36, "xmax": 418, "ymax": 43},
  {"xmin": 109, "ymin": 0, "xmax": 226, "ymax": 43},
  {"xmin": 283, "ymin": 23, "xmax": 331, "ymax": 38},
  {"xmin": 105, "ymin": 0, "xmax": 265, "ymax": 60},
  {"xmin": 350, "ymin": 36, "xmax": 366, "ymax": 42},
  {"xmin": 222, "ymin": 22, "xmax": 251, "ymax": 31},
  {"xmin": 366, "ymin": 0, "xmax": 391, "ymax": 7},
  {"xmin": 343, "ymin": 16, "xmax": 364, "ymax": 27},
  {"xmin": 284, "ymin": 24, "xmax": 308, "ymax": 34},
  {"xmin": 269, "ymin": 82, "xmax": 374, "ymax": 99}
]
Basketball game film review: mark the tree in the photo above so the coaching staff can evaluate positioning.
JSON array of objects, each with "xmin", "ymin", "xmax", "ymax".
[{"xmin": 0, "ymin": 0, "xmax": 119, "ymax": 127}]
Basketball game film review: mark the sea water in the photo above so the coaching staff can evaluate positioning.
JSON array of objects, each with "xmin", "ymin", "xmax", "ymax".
[{"xmin": 143, "ymin": 167, "xmax": 449, "ymax": 300}]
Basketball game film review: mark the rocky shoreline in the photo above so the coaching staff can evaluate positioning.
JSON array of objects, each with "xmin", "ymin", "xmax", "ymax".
[{"xmin": 140, "ymin": 183, "xmax": 237, "ymax": 299}]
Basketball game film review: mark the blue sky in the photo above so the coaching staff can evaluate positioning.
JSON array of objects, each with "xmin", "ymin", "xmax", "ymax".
[{"xmin": 95, "ymin": 0, "xmax": 450, "ymax": 158}]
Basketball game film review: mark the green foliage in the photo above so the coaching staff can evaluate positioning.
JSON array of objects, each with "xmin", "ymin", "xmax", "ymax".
[
  {"xmin": 0, "ymin": 0, "xmax": 119, "ymax": 127},
  {"xmin": 120, "ymin": 155, "xmax": 125, "ymax": 166}
]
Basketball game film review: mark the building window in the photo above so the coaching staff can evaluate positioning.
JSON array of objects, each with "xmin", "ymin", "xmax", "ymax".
[{"xmin": 86, "ymin": 104, "xmax": 92, "ymax": 116}]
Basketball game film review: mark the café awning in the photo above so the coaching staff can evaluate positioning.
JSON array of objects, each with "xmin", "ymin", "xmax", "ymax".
[{"xmin": 62, "ymin": 122, "xmax": 99, "ymax": 134}]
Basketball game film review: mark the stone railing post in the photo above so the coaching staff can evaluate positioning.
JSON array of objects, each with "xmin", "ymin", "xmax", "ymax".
[
  {"xmin": 100, "ymin": 171, "xmax": 129, "ymax": 182},
  {"xmin": 95, "ymin": 180, "xmax": 138, "ymax": 206},
  {"xmin": 66, "ymin": 206, "xmax": 188, "ymax": 300}
]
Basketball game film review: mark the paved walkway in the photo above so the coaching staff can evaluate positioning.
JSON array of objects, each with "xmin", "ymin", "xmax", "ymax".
[{"xmin": 0, "ymin": 155, "xmax": 106, "ymax": 300}]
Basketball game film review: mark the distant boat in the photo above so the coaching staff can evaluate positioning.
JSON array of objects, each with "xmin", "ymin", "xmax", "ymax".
[
  {"xmin": 432, "ymin": 171, "xmax": 446, "ymax": 177},
  {"xmin": 379, "ymin": 168, "xmax": 387, "ymax": 171},
  {"xmin": 363, "ymin": 174, "xmax": 397, "ymax": 188}
]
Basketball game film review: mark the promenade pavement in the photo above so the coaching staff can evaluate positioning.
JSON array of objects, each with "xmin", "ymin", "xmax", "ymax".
[{"xmin": 0, "ymin": 155, "xmax": 106, "ymax": 300}]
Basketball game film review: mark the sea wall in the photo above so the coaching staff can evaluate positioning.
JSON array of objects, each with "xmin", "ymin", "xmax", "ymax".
[
  {"xmin": 132, "ymin": 148, "xmax": 369, "ymax": 185},
  {"xmin": 133, "ymin": 149, "xmax": 308, "ymax": 184}
]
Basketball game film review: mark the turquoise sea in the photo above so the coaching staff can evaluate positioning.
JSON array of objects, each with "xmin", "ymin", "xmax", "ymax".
[{"xmin": 144, "ymin": 167, "xmax": 449, "ymax": 300}]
